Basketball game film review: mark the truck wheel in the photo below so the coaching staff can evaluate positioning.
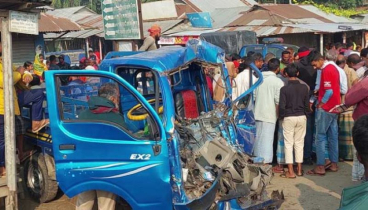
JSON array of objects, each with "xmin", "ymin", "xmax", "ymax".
[{"xmin": 24, "ymin": 153, "xmax": 58, "ymax": 203}]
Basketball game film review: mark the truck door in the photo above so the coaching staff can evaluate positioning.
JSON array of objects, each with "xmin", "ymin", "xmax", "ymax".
[{"xmin": 44, "ymin": 70, "xmax": 172, "ymax": 210}]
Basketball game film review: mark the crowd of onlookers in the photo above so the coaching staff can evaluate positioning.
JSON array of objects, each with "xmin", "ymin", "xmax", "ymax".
[{"xmin": 214, "ymin": 42, "xmax": 368, "ymax": 208}]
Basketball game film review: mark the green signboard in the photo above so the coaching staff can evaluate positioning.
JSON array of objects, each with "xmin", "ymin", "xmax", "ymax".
[{"xmin": 102, "ymin": 0, "xmax": 143, "ymax": 40}]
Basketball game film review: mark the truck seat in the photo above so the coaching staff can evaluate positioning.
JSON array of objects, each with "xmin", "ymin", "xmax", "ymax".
[{"xmin": 175, "ymin": 90, "xmax": 200, "ymax": 119}]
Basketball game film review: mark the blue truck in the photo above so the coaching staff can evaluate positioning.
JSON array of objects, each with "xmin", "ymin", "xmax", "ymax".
[
  {"xmin": 239, "ymin": 38, "xmax": 299, "ymax": 59},
  {"xmin": 22, "ymin": 40, "xmax": 281, "ymax": 209}
]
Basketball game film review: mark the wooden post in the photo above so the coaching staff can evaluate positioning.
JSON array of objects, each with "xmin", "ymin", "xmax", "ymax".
[
  {"xmin": 362, "ymin": 30, "xmax": 365, "ymax": 49},
  {"xmin": 1, "ymin": 15, "xmax": 18, "ymax": 210},
  {"xmin": 99, "ymin": 38, "xmax": 103, "ymax": 60},
  {"xmin": 85, "ymin": 38, "xmax": 89, "ymax": 59}
]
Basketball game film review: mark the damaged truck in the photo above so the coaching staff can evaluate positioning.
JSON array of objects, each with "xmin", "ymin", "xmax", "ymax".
[{"xmin": 22, "ymin": 40, "xmax": 281, "ymax": 209}]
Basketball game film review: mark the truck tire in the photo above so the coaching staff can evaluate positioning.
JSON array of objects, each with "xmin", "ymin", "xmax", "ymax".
[{"xmin": 24, "ymin": 153, "xmax": 58, "ymax": 203}]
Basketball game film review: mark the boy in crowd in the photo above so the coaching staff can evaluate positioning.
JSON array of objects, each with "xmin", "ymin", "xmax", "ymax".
[
  {"xmin": 253, "ymin": 58, "xmax": 284, "ymax": 164},
  {"xmin": 279, "ymin": 64, "xmax": 310, "ymax": 178}
]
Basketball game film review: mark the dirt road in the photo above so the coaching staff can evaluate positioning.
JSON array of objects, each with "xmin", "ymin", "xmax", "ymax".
[
  {"xmin": 16, "ymin": 161, "xmax": 358, "ymax": 210},
  {"xmin": 266, "ymin": 161, "xmax": 357, "ymax": 210}
]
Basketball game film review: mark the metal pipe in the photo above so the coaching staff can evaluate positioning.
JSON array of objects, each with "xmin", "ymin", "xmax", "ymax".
[
  {"xmin": 320, "ymin": 34, "xmax": 323, "ymax": 55},
  {"xmin": 1, "ymin": 16, "xmax": 18, "ymax": 210}
]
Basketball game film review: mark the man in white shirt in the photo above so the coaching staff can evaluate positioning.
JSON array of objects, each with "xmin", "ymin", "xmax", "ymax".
[
  {"xmin": 253, "ymin": 58, "xmax": 284, "ymax": 164},
  {"xmin": 232, "ymin": 61, "xmax": 258, "ymax": 101}
]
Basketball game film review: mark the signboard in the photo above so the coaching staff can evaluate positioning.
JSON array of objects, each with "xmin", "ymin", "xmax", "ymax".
[
  {"xmin": 102, "ymin": 0, "xmax": 143, "ymax": 40},
  {"xmin": 158, "ymin": 36, "xmax": 198, "ymax": 45},
  {"xmin": 187, "ymin": 12, "xmax": 212, "ymax": 28},
  {"xmin": 338, "ymin": 25, "xmax": 353, "ymax": 30},
  {"xmin": 9, "ymin": 11, "xmax": 39, "ymax": 35}
]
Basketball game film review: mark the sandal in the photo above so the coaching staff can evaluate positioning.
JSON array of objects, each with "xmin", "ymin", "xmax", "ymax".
[
  {"xmin": 326, "ymin": 167, "xmax": 339, "ymax": 172},
  {"xmin": 325, "ymin": 162, "xmax": 332, "ymax": 170},
  {"xmin": 272, "ymin": 166, "xmax": 284, "ymax": 174},
  {"xmin": 306, "ymin": 169, "xmax": 325, "ymax": 176},
  {"xmin": 280, "ymin": 173, "xmax": 296, "ymax": 179},
  {"xmin": 32, "ymin": 119, "xmax": 50, "ymax": 133}
]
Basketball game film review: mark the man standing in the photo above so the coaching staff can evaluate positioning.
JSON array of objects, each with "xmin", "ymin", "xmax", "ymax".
[
  {"xmin": 252, "ymin": 53, "xmax": 264, "ymax": 70},
  {"xmin": 307, "ymin": 50, "xmax": 340, "ymax": 176},
  {"xmin": 57, "ymin": 55, "xmax": 71, "ymax": 70},
  {"xmin": 344, "ymin": 42, "xmax": 356, "ymax": 57},
  {"xmin": 280, "ymin": 51, "xmax": 291, "ymax": 72},
  {"xmin": 347, "ymin": 54, "xmax": 367, "ymax": 80},
  {"xmin": 336, "ymin": 54, "xmax": 358, "ymax": 161},
  {"xmin": 139, "ymin": 24, "xmax": 161, "ymax": 51},
  {"xmin": 296, "ymin": 46, "xmax": 317, "ymax": 165},
  {"xmin": 232, "ymin": 61, "xmax": 258, "ymax": 101},
  {"xmin": 279, "ymin": 64, "xmax": 310, "ymax": 178},
  {"xmin": 48, "ymin": 55, "xmax": 60, "ymax": 70},
  {"xmin": 253, "ymin": 58, "xmax": 284, "ymax": 164}
]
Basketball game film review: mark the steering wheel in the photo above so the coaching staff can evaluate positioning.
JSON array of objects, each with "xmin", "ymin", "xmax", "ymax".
[{"xmin": 127, "ymin": 99, "xmax": 163, "ymax": 121}]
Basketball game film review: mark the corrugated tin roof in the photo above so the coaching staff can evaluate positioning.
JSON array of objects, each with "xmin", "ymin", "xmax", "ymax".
[
  {"xmin": 46, "ymin": 6, "xmax": 86, "ymax": 20},
  {"xmin": 44, "ymin": 29, "xmax": 103, "ymax": 39},
  {"xmin": 210, "ymin": 6, "xmax": 251, "ymax": 28},
  {"xmin": 176, "ymin": 3, "xmax": 198, "ymax": 18},
  {"xmin": 228, "ymin": 9, "xmax": 290, "ymax": 26},
  {"xmin": 183, "ymin": 0, "xmax": 251, "ymax": 12},
  {"xmin": 299, "ymin": 5, "xmax": 357, "ymax": 23},
  {"xmin": 167, "ymin": 28, "xmax": 219, "ymax": 36},
  {"xmin": 46, "ymin": 7, "xmax": 102, "ymax": 30},
  {"xmin": 143, "ymin": 19, "xmax": 184, "ymax": 37},
  {"xmin": 38, "ymin": 13, "xmax": 81, "ymax": 33},
  {"xmin": 283, "ymin": 23, "xmax": 368, "ymax": 33},
  {"xmin": 163, "ymin": 20, "xmax": 203, "ymax": 35},
  {"xmin": 142, "ymin": 0, "xmax": 178, "ymax": 21},
  {"xmin": 46, "ymin": 6, "xmax": 97, "ymax": 23},
  {"xmin": 219, "ymin": 25, "xmax": 314, "ymax": 37},
  {"xmin": 77, "ymin": 15, "xmax": 103, "ymax": 29},
  {"xmin": 259, "ymin": 4, "xmax": 333, "ymax": 23}
]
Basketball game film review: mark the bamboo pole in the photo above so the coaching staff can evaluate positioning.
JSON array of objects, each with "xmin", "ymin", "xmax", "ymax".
[{"xmin": 1, "ymin": 15, "xmax": 18, "ymax": 210}]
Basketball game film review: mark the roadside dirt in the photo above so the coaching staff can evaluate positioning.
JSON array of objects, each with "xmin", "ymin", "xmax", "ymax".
[{"xmin": 266, "ymin": 161, "xmax": 358, "ymax": 210}]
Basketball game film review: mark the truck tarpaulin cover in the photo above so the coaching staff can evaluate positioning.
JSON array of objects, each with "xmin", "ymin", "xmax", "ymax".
[{"xmin": 199, "ymin": 31, "xmax": 257, "ymax": 54}]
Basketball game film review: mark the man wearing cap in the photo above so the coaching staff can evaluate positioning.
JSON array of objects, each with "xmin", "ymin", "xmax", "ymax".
[
  {"xmin": 57, "ymin": 54, "xmax": 71, "ymax": 70},
  {"xmin": 295, "ymin": 46, "xmax": 317, "ymax": 165},
  {"xmin": 139, "ymin": 24, "xmax": 161, "ymax": 51}
]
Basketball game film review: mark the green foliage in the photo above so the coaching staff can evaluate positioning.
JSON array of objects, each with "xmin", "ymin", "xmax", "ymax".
[
  {"xmin": 52, "ymin": 0, "xmax": 101, "ymax": 13},
  {"xmin": 292, "ymin": 0, "xmax": 365, "ymax": 17},
  {"xmin": 293, "ymin": 0, "xmax": 363, "ymax": 9}
]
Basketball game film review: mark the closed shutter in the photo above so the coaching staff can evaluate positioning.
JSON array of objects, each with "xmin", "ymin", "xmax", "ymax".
[{"xmin": 12, "ymin": 34, "xmax": 35, "ymax": 66}]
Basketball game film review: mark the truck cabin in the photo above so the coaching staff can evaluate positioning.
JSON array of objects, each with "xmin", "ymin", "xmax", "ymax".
[{"xmin": 57, "ymin": 45, "xmax": 229, "ymax": 140}]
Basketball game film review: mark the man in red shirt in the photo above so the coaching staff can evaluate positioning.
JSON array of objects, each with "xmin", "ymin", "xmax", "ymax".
[{"xmin": 307, "ymin": 50, "xmax": 341, "ymax": 176}]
